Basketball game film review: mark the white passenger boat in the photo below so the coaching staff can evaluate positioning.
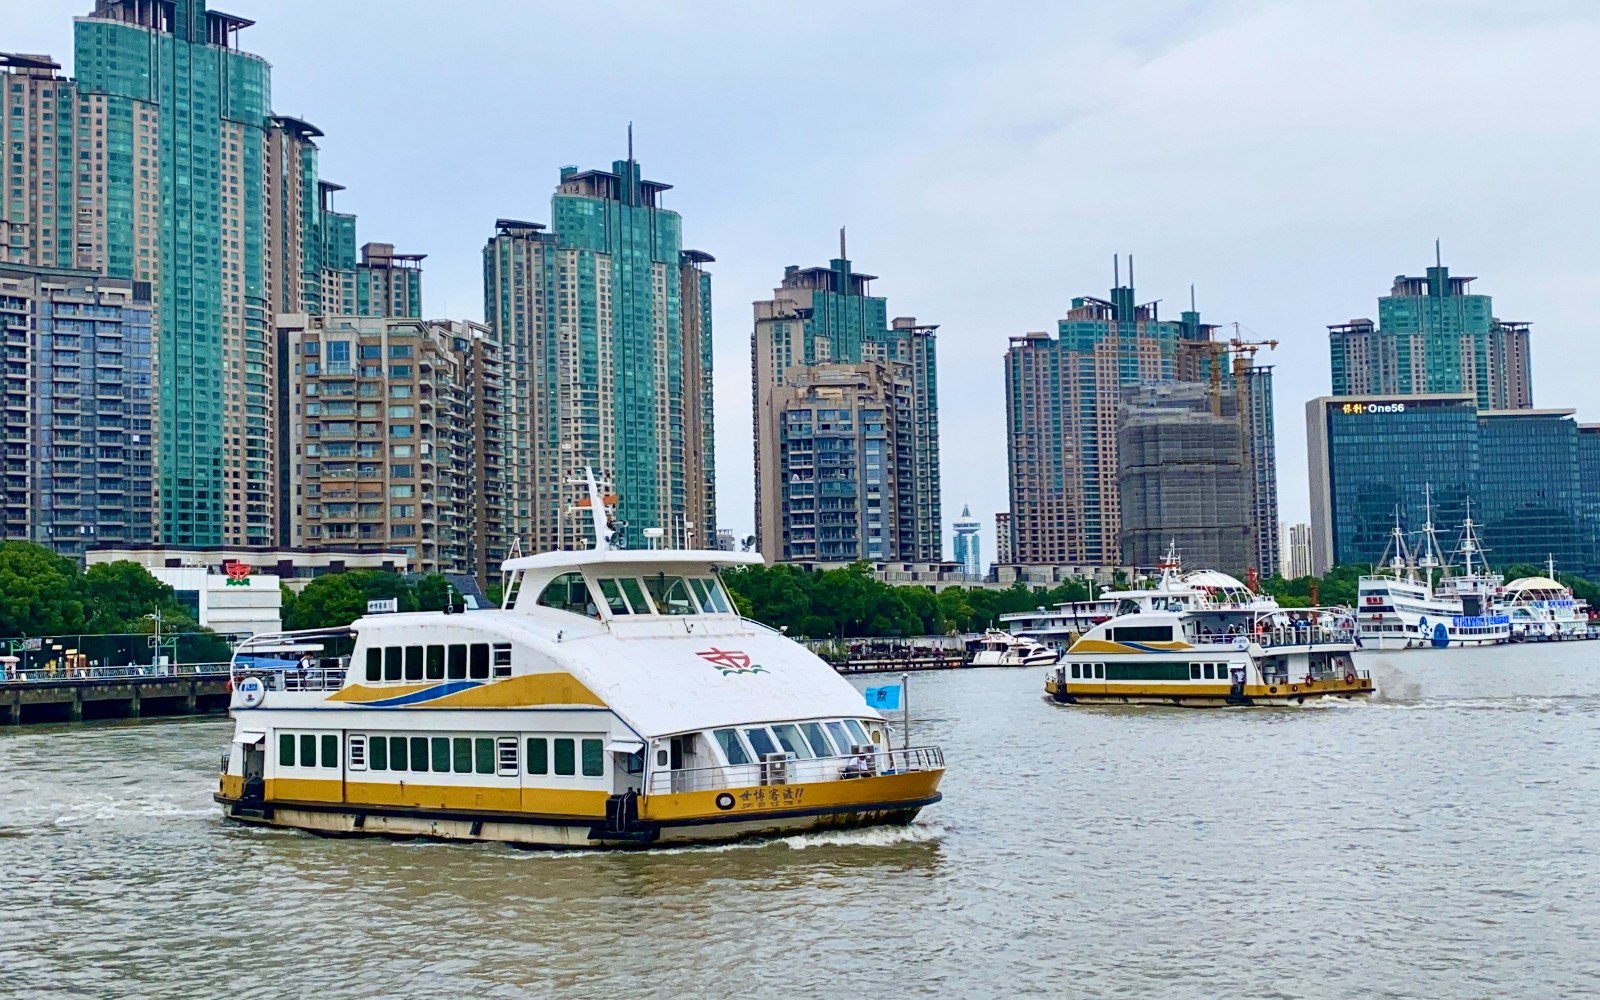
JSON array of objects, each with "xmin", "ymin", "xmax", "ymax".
[
  {"xmin": 1044, "ymin": 552, "xmax": 1372, "ymax": 707},
  {"xmin": 968, "ymin": 629, "xmax": 1058, "ymax": 667},
  {"xmin": 216, "ymin": 473, "xmax": 945, "ymax": 848},
  {"xmin": 1356, "ymin": 498, "xmax": 1509, "ymax": 650},
  {"xmin": 1501, "ymin": 559, "xmax": 1590, "ymax": 640}
]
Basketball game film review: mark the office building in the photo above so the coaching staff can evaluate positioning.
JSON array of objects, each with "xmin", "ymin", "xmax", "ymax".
[
  {"xmin": 482, "ymin": 155, "xmax": 717, "ymax": 555},
  {"xmin": 952, "ymin": 505, "xmax": 981, "ymax": 579},
  {"xmin": 1306, "ymin": 395, "xmax": 1594, "ymax": 577},
  {"xmin": 1116, "ymin": 382, "xmax": 1252, "ymax": 572},
  {"xmin": 1, "ymin": 267, "xmax": 154, "ymax": 557},
  {"xmin": 5, "ymin": 5, "xmax": 414, "ymax": 551},
  {"xmin": 1329, "ymin": 259, "xmax": 1532, "ymax": 411},
  {"xmin": 281, "ymin": 315, "xmax": 504, "ymax": 580},
  {"xmin": 752, "ymin": 248, "xmax": 941, "ymax": 562},
  {"xmin": 1281, "ymin": 522, "xmax": 1312, "ymax": 579}
]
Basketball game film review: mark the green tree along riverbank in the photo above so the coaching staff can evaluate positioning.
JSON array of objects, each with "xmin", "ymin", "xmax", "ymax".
[
  {"xmin": 0, "ymin": 541, "xmax": 232, "ymax": 663},
  {"xmin": 280, "ymin": 570, "xmax": 462, "ymax": 631}
]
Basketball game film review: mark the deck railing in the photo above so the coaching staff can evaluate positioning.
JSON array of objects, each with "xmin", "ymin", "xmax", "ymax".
[
  {"xmin": 646, "ymin": 745, "xmax": 945, "ymax": 795},
  {"xmin": 231, "ymin": 666, "xmax": 348, "ymax": 692},
  {"xmin": 1191, "ymin": 626, "xmax": 1357, "ymax": 649}
]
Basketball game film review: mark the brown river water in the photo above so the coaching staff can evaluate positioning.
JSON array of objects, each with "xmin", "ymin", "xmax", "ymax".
[{"xmin": 2, "ymin": 646, "xmax": 1598, "ymax": 998}]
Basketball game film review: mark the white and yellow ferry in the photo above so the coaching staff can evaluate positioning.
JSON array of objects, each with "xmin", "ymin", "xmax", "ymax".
[
  {"xmin": 1044, "ymin": 552, "xmax": 1374, "ymax": 707},
  {"xmin": 216, "ymin": 474, "xmax": 944, "ymax": 848}
]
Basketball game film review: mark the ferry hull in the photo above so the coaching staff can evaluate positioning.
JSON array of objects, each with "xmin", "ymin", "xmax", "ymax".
[
  {"xmin": 215, "ymin": 770, "xmax": 943, "ymax": 849},
  {"xmin": 1045, "ymin": 676, "xmax": 1374, "ymax": 708}
]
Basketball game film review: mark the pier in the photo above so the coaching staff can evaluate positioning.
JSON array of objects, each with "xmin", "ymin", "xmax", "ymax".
[{"xmin": 0, "ymin": 665, "xmax": 231, "ymax": 726}]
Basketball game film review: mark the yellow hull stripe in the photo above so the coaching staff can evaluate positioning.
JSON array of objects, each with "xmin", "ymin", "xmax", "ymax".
[
  {"xmin": 262, "ymin": 778, "xmax": 609, "ymax": 817},
  {"xmin": 1067, "ymin": 639, "xmax": 1194, "ymax": 654},
  {"xmin": 1046, "ymin": 678, "xmax": 1372, "ymax": 698},
  {"xmin": 638, "ymin": 769, "xmax": 943, "ymax": 822},
  {"xmin": 325, "ymin": 672, "xmax": 606, "ymax": 708}
]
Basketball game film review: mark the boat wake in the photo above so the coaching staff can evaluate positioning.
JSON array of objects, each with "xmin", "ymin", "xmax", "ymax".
[{"xmin": 777, "ymin": 819, "xmax": 947, "ymax": 850}]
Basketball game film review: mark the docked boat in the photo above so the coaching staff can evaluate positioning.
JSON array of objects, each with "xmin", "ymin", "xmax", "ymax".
[
  {"xmin": 1044, "ymin": 552, "xmax": 1372, "ymax": 707},
  {"xmin": 1501, "ymin": 559, "xmax": 1590, "ymax": 640},
  {"xmin": 968, "ymin": 629, "xmax": 1058, "ymax": 667},
  {"xmin": 1356, "ymin": 498, "xmax": 1509, "ymax": 650},
  {"xmin": 215, "ymin": 472, "xmax": 945, "ymax": 848}
]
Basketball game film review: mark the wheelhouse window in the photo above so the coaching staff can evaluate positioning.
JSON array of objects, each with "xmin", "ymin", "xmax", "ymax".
[
  {"xmin": 688, "ymin": 577, "xmax": 733, "ymax": 614},
  {"xmin": 744, "ymin": 727, "xmax": 779, "ymax": 759},
  {"xmin": 538, "ymin": 572, "xmax": 596, "ymax": 616},
  {"xmin": 619, "ymin": 578, "xmax": 651, "ymax": 614},
  {"xmin": 714, "ymin": 728, "xmax": 752, "ymax": 765},
  {"xmin": 770, "ymin": 724, "xmax": 814, "ymax": 759},
  {"xmin": 643, "ymin": 574, "xmax": 697, "ymax": 615},
  {"xmin": 799, "ymin": 722, "xmax": 835, "ymax": 757},
  {"xmin": 823, "ymin": 722, "xmax": 852, "ymax": 754},
  {"xmin": 596, "ymin": 578, "xmax": 634, "ymax": 615}
]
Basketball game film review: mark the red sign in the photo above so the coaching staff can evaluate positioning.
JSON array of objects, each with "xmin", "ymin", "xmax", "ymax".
[
  {"xmin": 224, "ymin": 561, "xmax": 252, "ymax": 586},
  {"xmin": 697, "ymin": 647, "xmax": 767, "ymax": 676}
]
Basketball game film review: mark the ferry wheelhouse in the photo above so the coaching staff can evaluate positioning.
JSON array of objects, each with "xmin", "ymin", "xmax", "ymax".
[
  {"xmin": 1044, "ymin": 555, "xmax": 1372, "ymax": 707},
  {"xmin": 216, "ymin": 476, "xmax": 945, "ymax": 848}
]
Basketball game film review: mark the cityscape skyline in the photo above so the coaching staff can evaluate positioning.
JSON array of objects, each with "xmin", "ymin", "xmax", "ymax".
[{"xmin": 11, "ymin": 0, "xmax": 1600, "ymax": 567}]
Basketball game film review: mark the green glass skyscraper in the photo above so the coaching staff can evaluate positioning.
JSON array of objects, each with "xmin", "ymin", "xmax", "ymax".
[{"xmin": 483, "ymin": 156, "xmax": 717, "ymax": 553}]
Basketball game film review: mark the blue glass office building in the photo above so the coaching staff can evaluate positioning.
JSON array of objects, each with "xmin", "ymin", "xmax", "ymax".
[{"xmin": 1307, "ymin": 395, "xmax": 1597, "ymax": 576}]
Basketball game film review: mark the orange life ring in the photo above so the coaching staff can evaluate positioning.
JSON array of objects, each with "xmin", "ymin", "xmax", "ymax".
[
  {"xmin": 1344, "ymin": 672, "xmax": 1356, "ymax": 684},
  {"xmin": 224, "ymin": 677, "xmax": 233, "ymax": 693}
]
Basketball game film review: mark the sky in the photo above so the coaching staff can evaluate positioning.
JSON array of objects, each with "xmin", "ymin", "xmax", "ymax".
[{"xmin": 14, "ymin": 0, "xmax": 1600, "ymax": 563}]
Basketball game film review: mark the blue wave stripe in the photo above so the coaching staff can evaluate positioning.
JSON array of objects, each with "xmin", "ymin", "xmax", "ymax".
[{"xmin": 356, "ymin": 680, "xmax": 483, "ymax": 708}]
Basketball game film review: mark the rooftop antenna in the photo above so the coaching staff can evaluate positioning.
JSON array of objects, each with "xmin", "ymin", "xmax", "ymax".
[
  {"xmin": 627, "ymin": 121, "xmax": 634, "ymax": 163},
  {"xmin": 1435, "ymin": 237, "xmax": 1441, "ymax": 269},
  {"xmin": 1190, "ymin": 283, "xmax": 1196, "ymax": 312},
  {"xmin": 1114, "ymin": 254, "xmax": 1120, "ymax": 288},
  {"xmin": 1128, "ymin": 253, "xmax": 1134, "ymax": 291},
  {"xmin": 839, "ymin": 225, "xmax": 846, "ymax": 260}
]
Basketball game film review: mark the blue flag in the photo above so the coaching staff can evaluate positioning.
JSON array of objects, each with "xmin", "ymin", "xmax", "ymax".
[{"xmin": 864, "ymin": 684, "xmax": 902, "ymax": 710}]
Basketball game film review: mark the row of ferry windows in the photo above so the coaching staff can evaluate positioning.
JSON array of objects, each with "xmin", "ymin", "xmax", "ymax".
[
  {"xmin": 712, "ymin": 719, "xmax": 873, "ymax": 766},
  {"xmin": 538, "ymin": 572, "xmax": 733, "ymax": 617},
  {"xmin": 276, "ymin": 731, "xmax": 604, "ymax": 778},
  {"xmin": 362, "ymin": 642, "xmax": 512, "ymax": 683},
  {"xmin": 1067, "ymin": 662, "xmax": 1239, "ymax": 682}
]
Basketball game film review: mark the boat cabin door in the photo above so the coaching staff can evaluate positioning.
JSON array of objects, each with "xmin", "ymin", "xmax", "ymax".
[{"xmin": 668, "ymin": 736, "xmax": 692, "ymax": 792}]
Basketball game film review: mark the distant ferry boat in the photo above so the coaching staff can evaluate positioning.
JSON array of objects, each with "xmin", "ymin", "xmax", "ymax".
[
  {"xmin": 215, "ymin": 472, "xmax": 945, "ymax": 848},
  {"xmin": 1045, "ymin": 549, "xmax": 1372, "ymax": 707},
  {"xmin": 1500, "ymin": 559, "xmax": 1590, "ymax": 640},
  {"xmin": 1357, "ymin": 498, "xmax": 1509, "ymax": 650}
]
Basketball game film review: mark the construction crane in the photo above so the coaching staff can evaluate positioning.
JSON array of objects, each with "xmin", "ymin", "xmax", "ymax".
[
  {"xmin": 1227, "ymin": 327, "xmax": 1279, "ymax": 421},
  {"xmin": 1175, "ymin": 339, "xmax": 1230, "ymax": 417}
]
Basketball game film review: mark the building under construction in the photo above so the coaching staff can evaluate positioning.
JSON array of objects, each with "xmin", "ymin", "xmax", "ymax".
[{"xmin": 1117, "ymin": 382, "xmax": 1253, "ymax": 573}]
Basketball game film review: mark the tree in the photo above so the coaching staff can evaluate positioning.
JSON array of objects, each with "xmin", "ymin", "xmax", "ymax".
[
  {"xmin": 0, "ymin": 541, "xmax": 88, "ymax": 637},
  {"xmin": 81, "ymin": 560, "xmax": 189, "ymax": 633},
  {"xmin": 282, "ymin": 574, "xmax": 368, "ymax": 630},
  {"xmin": 414, "ymin": 574, "xmax": 452, "ymax": 612}
]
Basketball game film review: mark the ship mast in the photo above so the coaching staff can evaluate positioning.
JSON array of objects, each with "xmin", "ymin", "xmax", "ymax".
[{"xmin": 1416, "ymin": 484, "xmax": 1445, "ymax": 582}]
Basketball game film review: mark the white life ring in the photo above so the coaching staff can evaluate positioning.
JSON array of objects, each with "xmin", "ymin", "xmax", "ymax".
[{"xmin": 236, "ymin": 676, "xmax": 266, "ymax": 708}]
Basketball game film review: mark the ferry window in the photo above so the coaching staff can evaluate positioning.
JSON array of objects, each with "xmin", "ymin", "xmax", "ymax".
[
  {"xmin": 369, "ymin": 735, "xmax": 388, "ymax": 770},
  {"xmin": 300, "ymin": 734, "xmax": 317, "ymax": 768},
  {"xmin": 492, "ymin": 644, "xmax": 512, "ymax": 678},
  {"xmin": 1070, "ymin": 663, "xmax": 1080, "ymax": 679},
  {"xmin": 405, "ymin": 646, "xmax": 423, "ymax": 681},
  {"xmin": 689, "ymin": 577, "xmax": 732, "ymax": 614},
  {"xmin": 596, "ymin": 578, "xmax": 632, "ymax": 615},
  {"xmin": 744, "ymin": 727, "xmax": 779, "ymax": 759},
  {"xmin": 625, "ymin": 751, "xmax": 644, "ymax": 774},
  {"xmin": 824, "ymin": 722, "xmax": 852, "ymax": 754},
  {"xmin": 454, "ymin": 737, "xmax": 473, "ymax": 773},
  {"xmin": 800, "ymin": 722, "xmax": 835, "ymax": 757},
  {"xmin": 448, "ymin": 644, "xmax": 467, "ymax": 680},
  {"xmin": 538, "ymin": 572, "xmax": 595, "ymax": 615},
  {"xmin": 526, "ymin": 737, "xmax": 549, "ymax": 774},
  {"xmin": 321, "ymin": 734, "xmax": 338, "ymax": 768},
  {"xmin": 365, "ymin": 648, "xmax": 381, "ymax": 682},
  {"xmin": 619, "ymin": 577, "xmax": 652, "ymax": 614},
  {"xmin": 475, "ymin": 737, "xmax": 495, "ymax": 775},
  {"xmin": 279, "ymin": 733, "xmax": 296, "ymax": 767},
  {"xmin": 384, "ymin": 647, "xmax": 402, "ymax": 682},
  {"xmin": 409, "ymin": 736, "xmax": 429, "ymax": 772},
  {"xmin": 348, "ymin": 735, "xmax": 367, "ymax": 771},
  {"xmin": 714, "ymin": 728, "xmax": 752, "ymax": 765},
  {"xmin": 1202, "ymin": 664, "xmax": 1214, "ymax": 680},
  {"xmin": 581, "ymin": 739, "xmax": 604, "ymax": 776},
  {"xmin": 1110, "ymin": 625, "xmax": 1173, "ymax": 643},
  {"xmin": 470, "ymin": 644, "xmax": 489, "ymax": 680},
  {"xmin": 1094, "ymin": 664, "xmax": 1105, "ymax": 680},
  {"xmin": 498, "ymin": 737, "xmax": 519, "ymax": 776},
  {"xmin": 771, "ymin": 724, "xmax": 814, "ymax": 759},
  {"xmin": 1190, "ymin": 663, "xmax": 1201, "ymax": 680},
  {"xmin": 843, "ymin": 719, "xmax": 870, "ymax": 748},
  {"xmin": 389, "ymin": 735, "xmax": 409, "ymax": 771},
  {"xmin": 431, "ymin": 737, "xmax": 450, "ymax": 772},
  {"xmin": 425, "ymin": 645, "xmax": 445, "ymax": 680},
  {"xmin": 553, "ymin": 738, "xmax": 576, "ymax": 776},
  {"xmin": 644, "ymin": 574, "xmax": 697, "ymax": 615}
]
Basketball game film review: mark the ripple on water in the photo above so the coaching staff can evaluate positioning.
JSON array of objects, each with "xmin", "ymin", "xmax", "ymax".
[{"xmin": 2, "ymin": 648, "xmax": 1599, "ymax": 998}]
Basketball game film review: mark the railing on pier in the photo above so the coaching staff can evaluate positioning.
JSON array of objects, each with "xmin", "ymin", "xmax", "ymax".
[
  {"xmin": 646, "ymin": 746, "xmax": 945, "ymax": 795},
  {"xmin": 1, "ymin": 661, "xmax": 231, "ymax": 684}
]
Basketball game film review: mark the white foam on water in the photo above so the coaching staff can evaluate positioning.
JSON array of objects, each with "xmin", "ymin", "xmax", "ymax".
[{"xmin": 777, "ymin": 820, "xmax": 947, "ymax": 850}]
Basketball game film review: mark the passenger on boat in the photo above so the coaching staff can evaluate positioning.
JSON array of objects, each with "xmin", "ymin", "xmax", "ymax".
[{"xmin": 842, "ymin": 753, "xmax": 872, "ymax": 779}]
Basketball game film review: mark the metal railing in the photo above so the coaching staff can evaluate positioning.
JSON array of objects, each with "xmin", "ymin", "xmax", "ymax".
[
  {"xmin": 1, "ymin": 661, "xmax": 231, "ymax": 684},
  {"xmin": 646, "ymin": 745, "xmax": 945, "ymax": 795},
  {"xmin": 231, "ymin": 665, "xmax": 349, "ymax": 693},
  {"xmin": 1191, "ymin": 626, "xmax": 1358, "ymax": 648}
]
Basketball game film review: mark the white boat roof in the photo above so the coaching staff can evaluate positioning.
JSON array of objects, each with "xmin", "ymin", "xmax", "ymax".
[
  {"xmin": 502, "ymin": 548, "xmax": 766, "ymax": 573},
  {"xmin": 1505, "ymin": 576, "xmax": 1564, "ymax": 591},
  {"xmin": 1184, "ymin": 570, "xmax": 1249, "ymax": 590}
]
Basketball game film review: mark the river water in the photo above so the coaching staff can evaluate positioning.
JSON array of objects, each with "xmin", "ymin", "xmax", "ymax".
[{"xmin": 2, "ymin": 645, "xmax": 1598, "ymax": 999}]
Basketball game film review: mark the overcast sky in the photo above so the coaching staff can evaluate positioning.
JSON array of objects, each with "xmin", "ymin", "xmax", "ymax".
[{"xmin": 15, "ymin": 0, "xmax": 1600, "ymax": 562}]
